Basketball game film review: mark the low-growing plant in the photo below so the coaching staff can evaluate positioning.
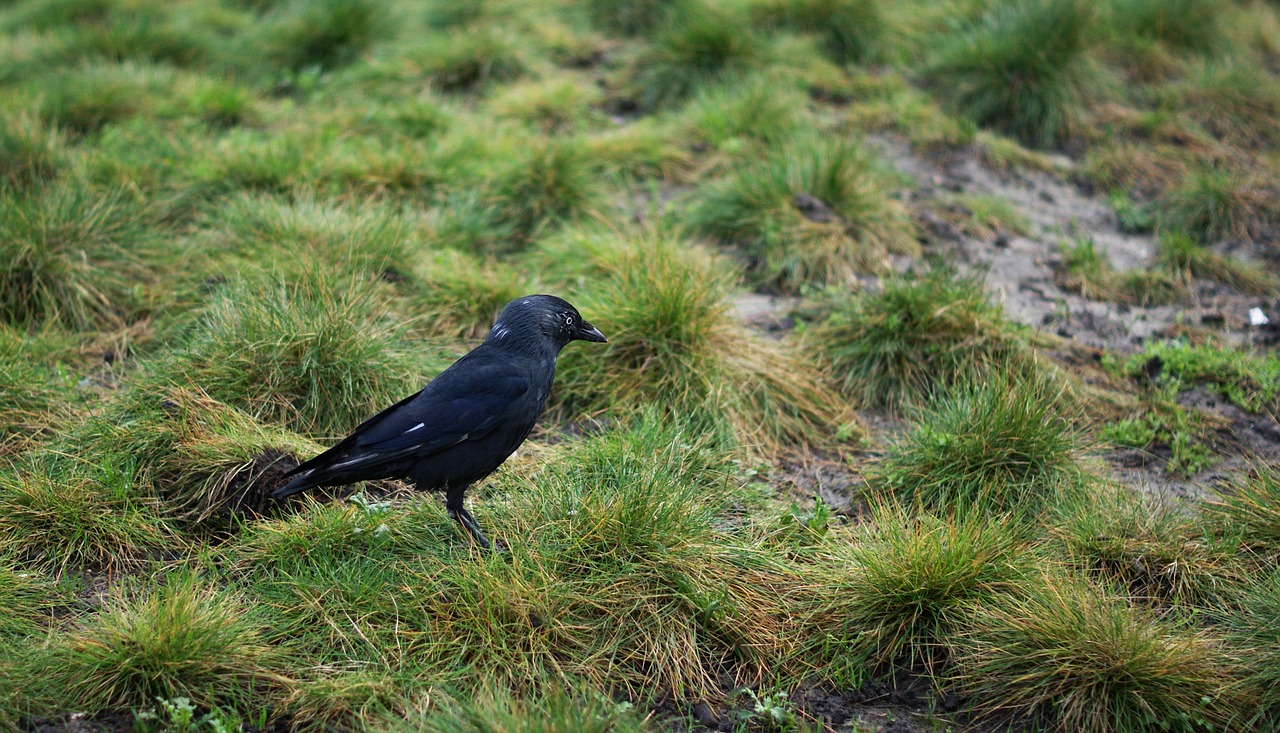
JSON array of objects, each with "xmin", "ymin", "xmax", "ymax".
[
  {"xmin": 67, "ymin": 386, "xmax": 320, "ymax": 526},
  {"xmin": 680, "ymin": 73, "xmax": 808, "ymax": 151},
  {"xmin": 870, "ymin": 372, "xmax": 1082, "ymax": 517},
  {"xmin": 585, "ymin": 0, "xmax": 683, "ymax": 36},
  {"xmin": 0, "ymin": 111, "xmax": 64, "ymax": 188},
  {"xmin": 153, "ymin": 272, "xmax": 427, "ymax": 438},
  {"xmin": 804, "ymin": 267, "xmax": 1033, "ymax": 410},
  {"xmin": 486, "ymin": 74, "xmax": 604, "ymax": 134},
  {"xmin": 0, "ymin": 454, "xmax": 178, "ymax": 575},
  {"xmin": 1202, "ymin": 463, "xmax": 1280, "ymax": 566},
  {"xmin": 1221, "ymin": 565, "xmax": 1280, "ymax": 728},
  {"xmin": 624, "ymin": 6, "xmax": 769, "ymax": 110},
  {"xmin": 27, "ymin": 574, "xmax": 290, "ymax": 710},
  {"xmin": 1172, "ymin": 61, "xmax": 1280, "ymax": 148},
  {"xmin": 686, "ymin": 131, "xmax": 917, "ymax": 292},
  {"xmin": 1048, "ymin": 485, "xmax": 1237, "ymax": 605},
  {"xmin": 411, "ymin": 28, "xmax": 527, "ymax": 93},
  {"xmin": 1056, "ymin": 236, "xmax": 1186, "ymax": 306},
  {"xmin": 257, "ymin": 0, "xmax": 385, "ymax": 73},
  {"xmin": 544, "ymin": 227, "xmax": 856, "ymax": 449},
  {"xmin": 406, "ymin": 248, "xmax": 530, "ymax": 339},
  {"xmin": 407, "ymin": 688, "xmax": 652, "ymax": 733},
  {"xmin": 805, "ymin": 505, "xmax": 1031, "ymax": 677},
  {"xmin": 0, "ymin": 182, "xmax": 156, "ymax": 330},
  {"xmin": 1156, "ymin": 230, "xmax": 1277, "ymax": 295},
  {"xmin": 749, "ymin": 0, "xmax": 886, "ymax": 65},
  {"xmin": 927, "ymin": 0, "xmax": 1100, "ymax": 147},
  {"xmin": 1106, "ymin": 0, "xmax": 1223, "ymax": 56},
  {"xmin": 1111, "ymin": 339, "xmax": 1280, "ymax": 414},
  {"xmin": 1156, "ymin": 167, "xmax": 1278, "ymax": 244},
  {"xmin": 951, "ymin": 574, "xmax": 1236, "ymax": 731}
]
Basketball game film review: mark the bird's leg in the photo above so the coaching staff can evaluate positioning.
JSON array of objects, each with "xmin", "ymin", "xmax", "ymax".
[{"xmin": 445, "ymin": 485, "xmax": 492, "ymax": 550}]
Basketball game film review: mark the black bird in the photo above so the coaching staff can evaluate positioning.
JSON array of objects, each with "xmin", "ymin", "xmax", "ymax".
[{"xmin": 271, "ymin": 294, "xmax": 606, "ymax": 548}]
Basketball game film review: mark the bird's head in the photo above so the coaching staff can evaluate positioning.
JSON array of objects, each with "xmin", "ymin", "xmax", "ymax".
[{"xmin": 487, "ymin": 295, "xmax": 607, "ymax": 351}]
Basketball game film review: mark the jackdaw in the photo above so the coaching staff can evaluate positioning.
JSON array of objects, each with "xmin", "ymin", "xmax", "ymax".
[{"xmin": 271, "ymin": 294, "xmax": 607, "ymax": 548}]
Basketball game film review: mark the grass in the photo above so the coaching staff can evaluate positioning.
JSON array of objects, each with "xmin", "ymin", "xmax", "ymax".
[
  {"xmin": 623, "ymin": 5, "xmax": 771, "ymax": 110},
  {"xmin": 805, "ymin": 504, "xmax": 1031, "ymax": 677},
  {"xmin": 1222, "ymin": 565, "xmax": 1280, "ymax": 728},
  {"xmin": 951, "ymin": 574, "xmax": 1236, "ymax": 731},
  {"xmin": 870, "ymin": 372, "xmax": 1083, "ymax": 517},
  {"xmin": 1048, "ymin": 484, "xmax": 1237, "ymax": 605},
  {"xmin": 544, "ymin": 227, "xmax": 856, "ymax": 450},
  {"xmin": 1203, "ymin": 463, "xmax": 1280, "ymax": 566},
  {"xmin": 1156, "ymin": 166, "xmax": 1278, "ymax": 243},
  {"xmin": 150, "ymin": 272, "xmax": 430, "ymax": 439},
  {"xmin": 0, "ymin": 0, "xmax": 1277, "ymax": 729},
  {"xmin": 802, "ymin": 267, "xmax": 1034, "ymax": 410},
  {"xmin": 1056, "ymin": 236, "xmax": 1187, "ymax": 306},
  {"xmin": 686, "ymin": 130, "xmax": 917, "ymax": 292},
  {"xmin": 0, "ymin": 181, "xmax": 157, "ymax": 329},
  {"xmin": 1156, "ymin": 230, "xmax": 1278, "ymax": 295},
  {"xmin": 748, "ymin": 0, "xmax": 886, "ymax": 65},
  {"xmin": 927, "ymin": 0, "xmax": 1101, "ymax": 147},
  {"xmin": 0, "ymin": 453, "xmax": 177, "ymax": 575},
  {"xmin": 23, "ymin": 573, "xmax": 290, "ymax": 711}
]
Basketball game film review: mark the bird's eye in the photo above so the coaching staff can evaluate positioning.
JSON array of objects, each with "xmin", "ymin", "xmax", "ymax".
[{"xmin": 564, "ymin": 314, "xmax": 576, "ymax": 327}]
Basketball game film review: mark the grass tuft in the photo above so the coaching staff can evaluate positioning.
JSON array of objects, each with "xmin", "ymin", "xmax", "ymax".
[
  {"xmin": 624, "ymin": 6, "xmax": 768, "ymax": 110},
  {"xmin": 30, "ymin": 574, "xmax": 289, "ymax": 710},
  {"xmin": 805, "ymin": 505, "xmax": 1030, "ymax": 676},
  {"xmin": 870, "ymin": 372, "xmax": 1082, "ymax": 517},
  {"xmin": 1048, "ymin": 485, "xmax": 1237, "ymax": 605},
  {"xmin": 749, "ymin": 0, "xmax": 886, "ymax": 65},
  {"xmin": 952, "ymin": 574, "xmax": 1236, "ymax": 731},
  {"xmin": 0, "ymin": 454, "xmax": 176, "ymax": 575},
  {"xmin": 927, "ymin": 0, "xmax": 1099, "ymax": 147},
  {"xmin": 1156, "ymin": 167, "xmax": 1278, "ymax": 243},
  {"xmin": 1222, "ymin": 565, "xmax": 1280, "ymax": 727},
  {"xmin": 0, "ymin": 182, "xmax": 154, "ymax": 330},
  {"xmin": 804, "ymin": 267, "xmax": 1032, "ymax": 410},
  {"xmin": 1156, "ymin": 230, "xmax": 1277, "ymax": 295},
  {"xmin": 153, "ymin": 273, "xmax": 427, "ymax": 438},
  {"xmin": 1056, "ymin": 236, "xmax": 1186, "ymax": 305},
  {"xmin": 1203, "ymin": 463, "xmax": 1280, "ymax": 566},
  {"xmin": 686, "ymin": 131, "xmax": 917, "ymax": 292},
  {"xmin": 545, "ymin": 227, "xmax": 856, "ymax": 449},
  {"xmin": 0, "ymin": 111, "xmax": 63, "ymax": 188},
  {"xmin": 259, "ymin": 0, "xmax": 384, "ymax": 73}
]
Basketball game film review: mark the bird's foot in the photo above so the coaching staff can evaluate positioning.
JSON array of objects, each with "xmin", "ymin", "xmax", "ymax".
[{"xmin": 448, "ymin": 508, "xmax": 497, "ymax": 551}]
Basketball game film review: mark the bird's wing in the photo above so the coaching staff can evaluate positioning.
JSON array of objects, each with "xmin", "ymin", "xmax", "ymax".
[
  {"xmin": 354, "ymin": 369, "xmax": 531, "ymax": 454},
  {"xmin": 279, "ymin": 351, "xmax": 534, "ymax": 488}
]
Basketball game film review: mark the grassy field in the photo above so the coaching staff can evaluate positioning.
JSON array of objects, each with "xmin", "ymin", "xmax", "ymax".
[{"xmin": 1, "ymin": 0, "xmax": 1279, "ymax": 730}]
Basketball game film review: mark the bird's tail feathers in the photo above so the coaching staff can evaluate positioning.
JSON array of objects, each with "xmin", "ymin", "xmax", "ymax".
[{"xmin": 271, "ymin": 469, "xmax": 318, "ymax": 500}]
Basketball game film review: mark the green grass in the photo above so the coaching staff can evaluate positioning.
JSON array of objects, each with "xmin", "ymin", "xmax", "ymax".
[
  {"xmin": 150, "ymin": 272, "xmax": 430, "ymax": 438},
  {"xmin": 623, "ymin": 5, "xmax": 771, "ymax": 110},
  {"xmin": 0, "ymin": 0, "xmax": 1277, "ymax": 728},
  {"xmin": 1056, "ymin": 236, "xmax": 1187, "ymax": 306},
  {"xmin": 803, "ymin": 267, "xmax": 1034, "ymax": 410},
  {"xmin": 1203, "ymin": 463, "xmax": 1280, "ymax": 566},
  {"xmin": 1156, "ymin": 229, "xmax": 1278, "ymax": 295},
  {"xmin": 952, "ymin": 574, "xmax": 1236, "ymax": 731},
  {"xmin": 0, "ymin": 453, "xmax": 177, "ymax": 575},
  {"xmin": 805, "ymin": 505, "xmax": 1031, "ymax": 677},
  {"xmin": 0, "ymin": 181, "xmax": 158, "ymax": 329},
  {"xmin": 927, "ymin": 0, "xmax": 1100, "ymax": 147},
  {"xmin": 544, "ymin": 227, "xmax": 856, "ymax": 450},
  {"xmin": 870, "ymin": 372, "xmax": 1083, "ymax": 517},
  {"xmin": 1156, "ymin": 166, "xmax": 1278, "ymax": 243},
  {"xmin": 748, "ymin": 0, "xmax": 886, "ymax": 65},
  {"xmin": 1222, "ymin": 565, "xmax": 1280, "ymax": 728},
  {"xmin": 686, "ymin": 130, "xmax": 917, "ymax": 292},
  {"xmin": 1048, "ymin": 484, "xmax": 1237, "ymax": 605},
  {"xmin": 23, "ymin": 573, "xmax": 290, "ymax": 711}
]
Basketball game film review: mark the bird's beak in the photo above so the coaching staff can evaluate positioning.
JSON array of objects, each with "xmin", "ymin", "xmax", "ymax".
[{"xmin": 577, "ymin": 323, "xmax": 607, "ymax": 343}]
